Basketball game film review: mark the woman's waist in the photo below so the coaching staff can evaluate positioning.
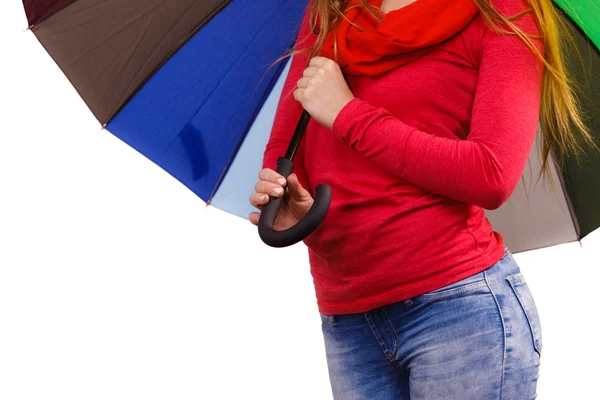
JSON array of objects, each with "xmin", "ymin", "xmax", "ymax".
[{"xmin": 303, "ymin": 192, "xmax": 496, "ymax": 263}]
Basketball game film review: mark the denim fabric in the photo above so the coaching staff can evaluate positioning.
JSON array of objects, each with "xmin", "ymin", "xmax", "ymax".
[{"xmin": 319, "ymin": 247, "xmax": 542, "ymax": 399}]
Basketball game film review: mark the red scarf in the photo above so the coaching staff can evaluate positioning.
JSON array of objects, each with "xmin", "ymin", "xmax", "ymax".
[{"xmin": 319, "ymin": 0, "xmax": 479, "ymax": 76}]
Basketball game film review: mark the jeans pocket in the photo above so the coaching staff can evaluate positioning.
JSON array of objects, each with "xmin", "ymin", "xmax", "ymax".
[{"xmin": 507, "ymin": 272, "xmax": 543, "ymax": 356}]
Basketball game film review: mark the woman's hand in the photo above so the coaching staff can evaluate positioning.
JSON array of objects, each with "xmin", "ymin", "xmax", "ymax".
[
  {"xmin": 248, "ymin": 168, "xmax": 314, "ymax": 230},
  {"xmin": 294, "ymin": 57, "xmax": 355, "ymax": 130}
]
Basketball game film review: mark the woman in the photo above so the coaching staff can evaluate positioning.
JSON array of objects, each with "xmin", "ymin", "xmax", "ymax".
[{"xmin": 249, "ymin": 0, "xmax": 596, "ymax": 398}]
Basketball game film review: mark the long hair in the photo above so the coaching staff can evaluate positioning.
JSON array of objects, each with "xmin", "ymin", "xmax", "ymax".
[{"xmin": 269, "ymin": 0, "xmax": 599, "ymax": 188}]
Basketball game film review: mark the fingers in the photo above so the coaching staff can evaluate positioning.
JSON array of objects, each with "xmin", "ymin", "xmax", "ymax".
[
  {"xmin": 286, "ymin": 173, "xmax": 311, "ymax": 201},
  {"xmin": 293, "ymin": 87, "xmax": 303, "ymax": 102},
  {"xmin": 308, "ymin": 56, "xmax": 330, "ymax": 67},
  {"xmin": 297, "ymin": 76, "xmax": 310, "ymax": 89},
  {"xmin": 249, "ymin": 192, "xmax": 269, "ymax": 209},
  {"xmin": 254, "ymin": 168, "xmax": 288, "ymax": 200},
  {"xmin": 254, "ymin": 180, "xmax": 285, "ymax": 198},
  {"xmin": 258, "ymin": 168, "xmax": 287, "ymax": 186},
  {"xmin": 248, "ymin": 168, "xmax": 291, "ymax": 224},
  {"xmin": 301, "ymin": 66, "xmax": 319, "ymax": 78},
  {"xmin": 248, "ymin": 211, "xmax": 260, "ymax": 226}
]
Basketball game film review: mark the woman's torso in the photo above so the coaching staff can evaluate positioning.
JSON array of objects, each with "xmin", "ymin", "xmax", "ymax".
[{"xmin": 301, "ymin": 13, "xmax": 507, "ymax": 314}]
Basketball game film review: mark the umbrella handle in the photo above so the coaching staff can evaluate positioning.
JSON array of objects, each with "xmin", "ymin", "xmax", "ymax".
[{"xmin": 258, "ymin": 157, "xmax": 332, "ymax": 248}]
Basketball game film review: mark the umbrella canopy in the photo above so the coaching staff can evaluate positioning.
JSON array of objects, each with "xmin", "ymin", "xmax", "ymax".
[
  {"xmin": 22, "ymin": 0, "xmax": 599, "ymax": 252},
  {"xmin": 22, "ymin": 0, "xmax": 310, "ymax": 218}
]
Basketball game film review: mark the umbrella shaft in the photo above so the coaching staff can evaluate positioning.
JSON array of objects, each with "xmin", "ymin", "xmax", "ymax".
[{"xmin": 284, "ymin": 110, "xmax": 311, "ymax": 161}]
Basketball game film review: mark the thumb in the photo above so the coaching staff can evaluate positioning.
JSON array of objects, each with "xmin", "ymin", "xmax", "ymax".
[{"xmin": 286, "ymin": 173, "xmax": 311, "ymax": 201}]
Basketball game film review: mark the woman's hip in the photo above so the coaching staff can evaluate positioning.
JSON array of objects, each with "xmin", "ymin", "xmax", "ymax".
[{"xmin": 319, "ymin": 247, "xmax": 542, "ymax": 399}]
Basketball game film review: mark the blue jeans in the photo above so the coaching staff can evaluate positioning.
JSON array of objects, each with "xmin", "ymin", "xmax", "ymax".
[{"xmin": 319, "ymin": 247, "xmax": 542, "ymax": 399}]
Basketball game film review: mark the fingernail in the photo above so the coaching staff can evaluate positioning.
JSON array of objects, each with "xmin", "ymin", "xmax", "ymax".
[
  {"xmin": 277, "ymin": 177, "xmax": 286, "ymax": 185},
  {"xmin": 261, "ymin": 195, "xmax": 267, "ymax": 201},
  {"xmin": 273, "ymin": 187, "xmax": 283, "ymax": 195}
]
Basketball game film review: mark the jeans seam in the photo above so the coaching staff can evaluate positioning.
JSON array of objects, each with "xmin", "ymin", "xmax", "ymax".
[
  {"xmin": 381, "ymin": 311, "xmax": 408, "ymax": 371},
  {"xmin": 506, "ymin": 274, "xmax": 542, "ymax": 357},
  {"xmin": 364, "ymin": 312, "xmax": 396, "ymax": 364},
  {"xmin": 484, "ymin": 270, "xmax": 505, "ymax": 400},
  {"xmin": 380, "ymin": 308, "xmax": 399, "ymax": 356}
]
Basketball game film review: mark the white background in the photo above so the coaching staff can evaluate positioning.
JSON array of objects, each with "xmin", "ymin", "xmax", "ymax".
[{"xmin": 1, "ymin": 2, "xmax": 598, "ymax": 399}]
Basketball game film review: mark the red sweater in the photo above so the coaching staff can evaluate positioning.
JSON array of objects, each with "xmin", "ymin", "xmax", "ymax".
[{"xmin": 263, "ymin": 0, "xmax": 544, "ymax": 315}]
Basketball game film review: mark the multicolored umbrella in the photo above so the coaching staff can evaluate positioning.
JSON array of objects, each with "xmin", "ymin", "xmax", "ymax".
[
  {"xmin": 22, "ymin": 0, "xmax": 599, "ymax": 251},
  {"xmin": 22, "ymin": 0, "xmax": 328, "ymax": 247}
]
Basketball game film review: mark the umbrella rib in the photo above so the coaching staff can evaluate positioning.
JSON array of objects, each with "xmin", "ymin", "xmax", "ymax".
[
  {"xmin": 96, "ymin": 19, "xmax": 153, "ymax": 104},
  {"xmin": 68, "ymin": 2, "xmax": 163, "ymax": 63}
]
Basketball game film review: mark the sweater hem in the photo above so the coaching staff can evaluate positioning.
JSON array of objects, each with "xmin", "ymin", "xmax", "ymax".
[{"xmin": 316, "ymin": 243, "xmax": 507, "ymax": 315}]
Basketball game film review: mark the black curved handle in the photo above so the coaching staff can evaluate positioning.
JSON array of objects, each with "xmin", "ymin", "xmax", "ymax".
[{"xmin": 258, "ymin": 157, "xmax": 332, "ymax": 248}]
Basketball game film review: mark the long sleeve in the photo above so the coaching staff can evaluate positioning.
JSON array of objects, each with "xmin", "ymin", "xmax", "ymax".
[
  {"xmin": 331, "ymin": 14, "xmax": 545, "ymax": 210},
  {"xmin": 262, "ymin": 6, "xmax": 314, "ymax": 193}
]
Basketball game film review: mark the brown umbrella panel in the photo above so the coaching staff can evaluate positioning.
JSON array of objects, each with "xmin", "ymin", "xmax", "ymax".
[{"xmin": 24, "ymin": 0, "xmax": 231, "ymax": 125}]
